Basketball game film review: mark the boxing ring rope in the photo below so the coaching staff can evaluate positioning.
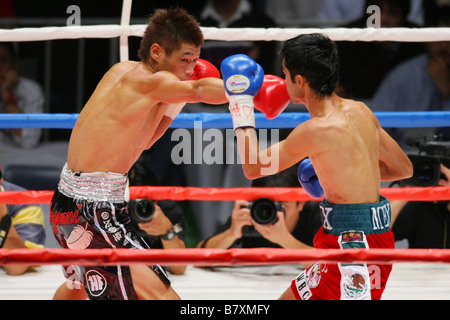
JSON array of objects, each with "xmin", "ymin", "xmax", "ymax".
[
  {"xmin": 1, "ymin": 25, "xmax": 450, "ymax": 43},
  {"xmin": 1, "ymin": 185, "xmax": 449, "ymax": 266},
  {"xmin": 1, "ymin": 186, "xmax": 449, "ymax": 204},
  {"xmin": 0, "ymin": 111, "xmax": 449, "ymax": 129},
  {"xmin": 1, "ymin": 248, "xmax": 450, "ymax": 266},
  {"xmin": 1, "ymin": 15, "xmax": 449, "ymax": 130},
  {"xmin": 1, "ymin": 11, "xmax": 450, "ymax": 269}
]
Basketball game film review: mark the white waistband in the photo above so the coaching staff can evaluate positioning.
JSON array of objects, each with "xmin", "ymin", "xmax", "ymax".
[{"xmin": 58, "ymin": 163, "xmax": 128, "ymax": 203}]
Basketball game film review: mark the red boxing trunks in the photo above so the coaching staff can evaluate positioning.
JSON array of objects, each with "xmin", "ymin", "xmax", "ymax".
[
  {"xmin": 50, "ymin": 163, "xmax": 170, "ymax": 300},
  {"xmin": 291, "ymin": 196, "xmax": 394, "ymax": 300}
]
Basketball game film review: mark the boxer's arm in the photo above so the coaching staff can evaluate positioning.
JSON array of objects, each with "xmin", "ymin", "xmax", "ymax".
[
  {"xmin": 235, "ymin": 122, "xmax": 313, "ymax": 179},
  {"xmin": 148, "ymin": 71, "xmax": 227, "ymax": 105},
  {"xmin": 197, "ymin": 229, "xmax": 240, "ymax": 249},
  {"xmin": 378, "ymin": 126, "xmax": 413, "ymax": 181},
  {"xmin": 145, "ymin": 116, "xmax": 172, "ymax": 150},
  {"xmin": 221, "ymin": 55, "xmax": 304, "ymax": 178},
  {"xmin": 145, "ymin": 76, "xmax": 225, "ymax": 150},
  {"xmin": 188, "ymin": 77, "xmax": 227, "ymax": 104}
]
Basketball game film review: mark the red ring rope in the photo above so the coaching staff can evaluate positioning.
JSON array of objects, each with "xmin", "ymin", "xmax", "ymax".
[
  {"xmin": 0, "ymin": 248, "xmax": 449, "ymax": 266},
  {"xmin": 1, "ymin": 186, "xmax": 449, "ymax": 204},
  {"xmin": 1, "ymin": 187, "xmax": 448, "ymax": 267}
]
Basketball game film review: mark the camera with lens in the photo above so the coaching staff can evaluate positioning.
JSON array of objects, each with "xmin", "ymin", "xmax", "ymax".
[
  {"xmin": 241, "ymin": 198, "xmax": 285, "ymax": 237},
  {"xmin": 399, "ymin": 136, "xmax": 450, "ymax": 187},
  {"xmin": 128, "ymin": 199, "xmax": 156, "ymax": 223}
]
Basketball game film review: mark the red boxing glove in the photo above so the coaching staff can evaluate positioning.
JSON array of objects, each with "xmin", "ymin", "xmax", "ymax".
[
  {"xmin": 190, "ymin": 58, "xmax": 221, "ymax": 80},
  {"xmin": 254, "ymin": 75, "xmax": 290, "ymax": 119}
]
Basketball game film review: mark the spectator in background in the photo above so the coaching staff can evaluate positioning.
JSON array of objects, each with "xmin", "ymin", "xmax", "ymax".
[
  {"xmin": 390, "ymin": 164, "xmax": 450, "ymax": 249},
  {"xmin": 198, "ymin": 0, "xmax": 277, "ymax": 74},
  {"xmin": 0, "ymin": 42, "xmax": 44, "ymax": 149},
  {"xmin": 0, "ymin": 0, "xmax": 15, "ymax": 20},
  {"xmin": 0, "ymin": 165, "xmax": 45, "ymax": 275},
  {"xmin": 319, "ymin": 0, "xmax": 367, "ymax": 26},
  {"xmin": 336, "ymin": 0, "xmax": 426, "ymax": 101},
  {"xmin": 423, "ymin": 0, "xmax": 450, "ymax": 27},
  {"xmin": 262, "ymin": 0, "xmax": 324, "ymax": 28},
  {"xmin": 319, "ymin": 0, "xmax": 424, "ymax": 27},
  {"xmin": 370, "ymin": 6, "xmax": 450, "ymax": 145}
]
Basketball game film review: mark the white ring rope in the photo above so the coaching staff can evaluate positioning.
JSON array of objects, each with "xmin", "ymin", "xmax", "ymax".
[
  {"xmin": 119, "ymin": 0, "xmax": 132, "ymax": 62},
  {"xmin": 0, "ymin": 25, "xmax": 449, "ymax": 43}
]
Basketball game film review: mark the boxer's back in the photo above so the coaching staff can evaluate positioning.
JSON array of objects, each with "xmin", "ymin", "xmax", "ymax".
[{"xmin": 304, "ymin": 96, "xmax": 382, "ymax": 204}]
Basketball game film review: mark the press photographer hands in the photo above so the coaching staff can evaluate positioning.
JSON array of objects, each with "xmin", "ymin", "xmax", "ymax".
[
  {"xmin": 131, "ymin": 200, "xmax": 187, "ymax": 275},
  {"xmin": 198, "ymin": 199, "xmax": 313, "ymax": 251},
  {"xmin": 439, "ymin": 164, "xmax": 450, "ymax": 187},
  {"xmin": 228, "ymin": 200, "xmax": 253, "ymax": 240},
  {"xmin": 230, "ymin": 200, "xmax": 293, "ymax": 246},
  {"xmin": 251, "ymin": 209, "xmax": 295, "ymax": 248},
  {"xmin": 136, "ymin": 202, "xmax": 173, "ymax": 237}
]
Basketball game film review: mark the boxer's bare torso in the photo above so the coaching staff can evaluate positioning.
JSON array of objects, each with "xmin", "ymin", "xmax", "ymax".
[
  {"xmin": 237, "ymin": 68, "xmax": 412, "ymax": 205},
  {"xmin": 67, "ymin": 43, "xmax": 226, "ymax": 174},
  {"xmin": 281, "ymin": 95, "xmax": 411, "ymax": 204},
  {"xmin": 67, "ymin": 61, "xmax": 170, "ymax": 174}
]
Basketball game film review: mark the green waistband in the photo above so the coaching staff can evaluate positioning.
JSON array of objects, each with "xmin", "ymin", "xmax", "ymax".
[{"xmin": 319, "ymin": 196, "xmax": 391, "ymax": 236}]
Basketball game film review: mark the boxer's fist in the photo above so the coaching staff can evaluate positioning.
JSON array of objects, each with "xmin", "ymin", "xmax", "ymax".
[
  {"xmin": 254, "ymin": 75, "xmax": 290, "ymax": 119},
  {"xmin": 221, "ymin": 54, "xmax": 264, "ymax": 96},
  {"xmin": 190, "ymin": 59, "xmax": 220, "ymax": 80},
  {"xmin": 298, "ymin": 158, "xmax": 324, "ymax": 199},
  {"xmin": 221, "ymin": 54, "xmax": 264, "ymax": 130}
]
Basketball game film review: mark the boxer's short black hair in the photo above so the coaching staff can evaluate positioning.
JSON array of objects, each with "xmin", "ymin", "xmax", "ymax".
[
  {"xmin": 281, "ymin": 33, "xmax": 340, "ymax": 97},
  {"xmin": 138, "ymin": 7, "xmax": 204, "ymax": 62}
]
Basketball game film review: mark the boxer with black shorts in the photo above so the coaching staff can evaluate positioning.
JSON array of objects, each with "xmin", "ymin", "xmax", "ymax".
[
  {"xmin": 51, "ymin": 165, "xmax": 171, "ymax": 299},
  {"xmin": 50, "ymin": 7, "xmax": 227, "ymax": 300},
  {"xmin": 221, "ymin": 34, "xmax": 413, "ymax": 300}
]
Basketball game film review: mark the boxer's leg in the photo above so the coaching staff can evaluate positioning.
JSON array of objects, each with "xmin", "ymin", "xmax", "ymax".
[{"xmin": 130, "ymin": 264, "xmax": 180, "ymax": 300}]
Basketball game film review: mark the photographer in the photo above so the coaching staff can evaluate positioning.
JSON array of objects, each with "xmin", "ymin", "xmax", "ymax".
[
  {"xmin": 391, "ymin": 163, "xmax": 450, "ymax": 248},
  {"xmin": 0, "ymin": 165, "xmax": 45, "ymax": 275},
  {"xmin": 129, "ymin": 200, "xmax": 186, "ymax": 275},
  {"xmin": 128, "ymin": 160, "xmax": 187, "ymax": 276},
  {"xmin": 197, "ymin": 166, "xmax": 322, "ymax": 252}
]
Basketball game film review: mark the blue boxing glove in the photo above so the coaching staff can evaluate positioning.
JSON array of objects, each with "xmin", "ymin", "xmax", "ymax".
[
  {"xmin": 221, "ymin": 54, "xmax": 264, "ymax": 130},
  {"xmin": 298, "ymin": 158, "xmax": 324, "ymax": 199}
]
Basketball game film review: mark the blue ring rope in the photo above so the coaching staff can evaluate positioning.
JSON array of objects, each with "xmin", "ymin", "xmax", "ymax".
[{"xmin": 0, "ymin": 112, "xmax": 449, "ymax": 129}]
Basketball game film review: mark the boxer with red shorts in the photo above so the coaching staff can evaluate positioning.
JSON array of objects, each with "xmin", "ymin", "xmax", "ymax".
[
  {"xmin": 50, "ymin": 164, "xmax": 170, "ymax": 300},
  {"xmin": 221, "ymin": 35, "xmax": 413, "ymax": 300},
  {"xmin": 291, "ymin": 196, "xmax": 394, "ymax": 300}
]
